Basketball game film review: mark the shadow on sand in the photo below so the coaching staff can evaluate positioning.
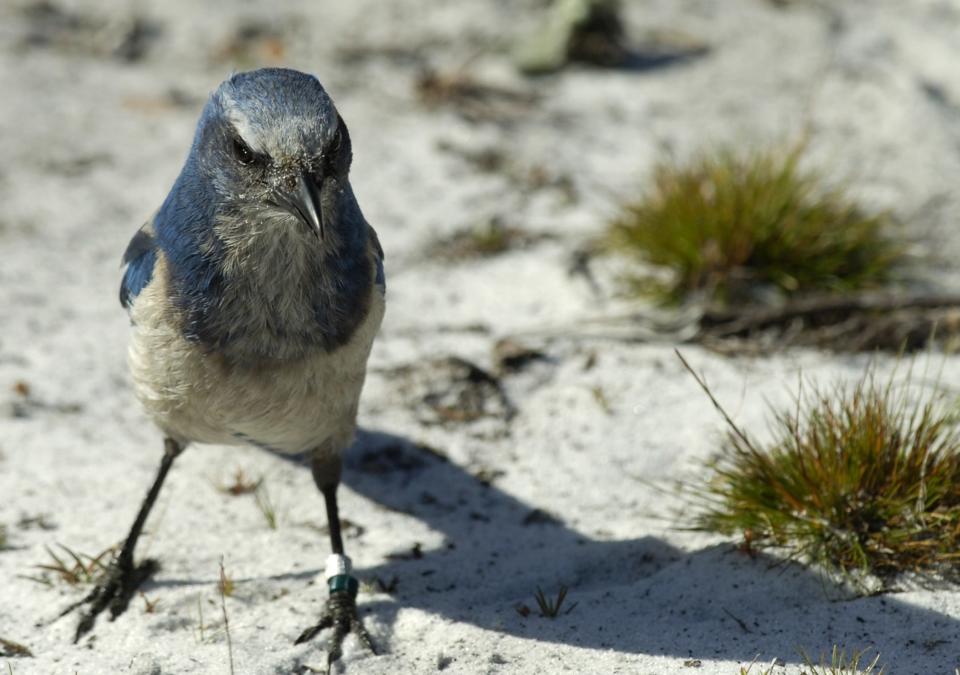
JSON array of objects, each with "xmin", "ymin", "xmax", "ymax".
[{"xmin": 332, "ymin": 429, "xmax": 959, "ymax": 672}]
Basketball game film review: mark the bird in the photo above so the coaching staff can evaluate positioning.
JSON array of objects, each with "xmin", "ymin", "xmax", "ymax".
[{"xmin": 61, "ymin": 68, "xmax": 386, "ymax": 668}]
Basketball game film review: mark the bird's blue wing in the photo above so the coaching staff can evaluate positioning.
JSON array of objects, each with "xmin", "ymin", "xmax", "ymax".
[{"xmin": 120, "ymin": 220, "xmax": 158, "ymax": 310}]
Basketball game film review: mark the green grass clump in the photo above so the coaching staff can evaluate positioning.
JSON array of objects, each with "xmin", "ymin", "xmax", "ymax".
[
  {"xmin": 608, "ymin": 146, "xmax": 902, "ymax": 303},
  {"xmin": 685, "ymin": 355, "xmax": 960, "ymax": 584}
]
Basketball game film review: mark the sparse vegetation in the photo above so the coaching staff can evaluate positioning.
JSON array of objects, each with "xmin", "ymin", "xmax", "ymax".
[
  {"xmin": 26, "ymin": 544, "xmax": 114, "ymax": 587},
  {"xmin": 608, "ymin": 145, "xmax": 902, "ymax": 304},
  {"xmin": 681, "ymin": 351, "xmax": 960, "ymax": 585},
  {"xmin": 798, "ymin": 646, "xmax": 884, "ymax": 675},
  {"xmin": 253, "ymin": 482, "xmax": 279, "ymax": 530},
  {"xmin": 218, "ymin": 558, "xmax": 236, "ymax": 675},
  {"xmin": 139, "ymin": 591, "xmax": 159, "ymax": 614},
  {"xmin": 415, "ymin": 65, "xmax": 536, "ymax": 123},
  {"xmin": 16, "ymin": 513, "xmax": 56, "ymax": 531},
  {"xmin": 195, "ymin": 597, "xmax": 206, "ymax": 643},
  {"xmin": 589, "ymin": 385, "xmax": 612, "ymax": 414},
  {"xmin": 533, "ymin": 585, "xmax": 576, "ymax": 618},
  {"xmin": 737, "ymin": 657, "xmax": 777, "ymax": 675},
  {"xmin": 216, "ymin": 468, "xmax": 279, "ymax": 528},
  {"xmin": 218, "ymin": 467, "xmax": 263, "ymax": 496},
  {"xmin": 737, "ymin": 646, "xmax": 884, "ymax": 674},
  {"xmin": 427, "ymin": 217, "xmax": 546, "ymax": 260},
  {"xmin": 0, "ymin": 637, "xmax": 33, "ymax": 658},
  {"xmin": 217, "ymin": 564, "xmax": 235, "ymax": 598}
]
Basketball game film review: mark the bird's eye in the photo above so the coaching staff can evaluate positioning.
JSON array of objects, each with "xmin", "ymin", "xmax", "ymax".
[
  {"xmin": 329, "ymin": 127, "xmax": 343, "ymax": 154},
  {"xmin": 232, "ymin": 137, "xmax": 255, "ymax": 165},
  {"xmin": 322, "ymin": 118, "xmax": 349, "ymax": 176}
]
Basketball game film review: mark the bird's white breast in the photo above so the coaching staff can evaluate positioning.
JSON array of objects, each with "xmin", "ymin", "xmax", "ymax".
[{"xmin": 127, "ymin": 255, "xmax": 385, "ymax": 454}]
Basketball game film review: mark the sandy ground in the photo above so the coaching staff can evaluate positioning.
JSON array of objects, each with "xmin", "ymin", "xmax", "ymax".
[{"xmin": 3, "ymin": 0, "xmax": 960, "ymax": 673}]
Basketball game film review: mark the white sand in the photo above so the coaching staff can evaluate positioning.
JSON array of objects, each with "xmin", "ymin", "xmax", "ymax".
[{"xmin": 3, "ymin": 0, "xmax": 960, "ymax": 673}]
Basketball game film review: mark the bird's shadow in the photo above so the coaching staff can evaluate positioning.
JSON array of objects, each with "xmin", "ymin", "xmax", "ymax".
[{"xmin": 329, "ymin": 429, "xmax": 960, "ymax": 671}]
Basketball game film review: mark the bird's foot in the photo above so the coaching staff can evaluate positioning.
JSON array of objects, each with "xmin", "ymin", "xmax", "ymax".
[
  {"xmin": 59, "ymin": 555, "xmax": 158, "ymax": 642},
  {"xmin": 295, "ymin": 575, "xmax": 377, "ymax": 669}
]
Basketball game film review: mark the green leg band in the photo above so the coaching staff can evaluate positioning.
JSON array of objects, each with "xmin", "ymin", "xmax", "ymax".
[{"xmin": 328, "ymin": 574, "xmax": 359, "ymax": 597}]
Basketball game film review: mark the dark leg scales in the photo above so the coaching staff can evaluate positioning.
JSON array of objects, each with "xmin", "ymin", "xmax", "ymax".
[
  {"xmin": 71, "ymin": 556, "xmax": 159, "ymax": 641},
  {"xmin": 295, "ymin": 585, "xmax": 377, "ymax": 666},
  {"xmin": 300, "ymin": 460, "xmax": 378, "ymax": 670}
]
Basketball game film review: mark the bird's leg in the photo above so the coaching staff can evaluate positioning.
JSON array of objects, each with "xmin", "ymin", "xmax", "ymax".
[
  {"xmin": 61, "ymin": 437, "xmax": 183, "ymax": 641},
  {"xmin": 295, "ymin": 453, "xmax": 377, "ymax": 668}
]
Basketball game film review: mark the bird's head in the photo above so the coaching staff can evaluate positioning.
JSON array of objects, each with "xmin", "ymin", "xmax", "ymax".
[
  {"xmin": 153, "ymin": 69, "xmax": 378, "ymax": 357},
  {"xmin": 188, "ymin": 68, "xmax": 355, "ymax": 244}
]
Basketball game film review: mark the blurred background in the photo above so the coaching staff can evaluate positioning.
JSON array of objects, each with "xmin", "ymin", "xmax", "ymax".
[{"xmin": 4, "ymin": 1, "xmax": 960, "ymax": 673}]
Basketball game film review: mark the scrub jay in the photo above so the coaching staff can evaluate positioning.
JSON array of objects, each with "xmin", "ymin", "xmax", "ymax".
[{"xmin": 65, "ymin": 68, "xmax": 385, "ymax": 667}]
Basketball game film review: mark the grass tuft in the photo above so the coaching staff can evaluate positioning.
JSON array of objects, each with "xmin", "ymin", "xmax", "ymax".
[
  {"xmin": 217, "ymin": 564, "xmax": 236, "ymax": 598},
  {"xmin": 194, "ymin": 597, "xmax": 206, "ymax": 643},
  {"xmin": 608, "ymin": 145, "xmax": 902, "ymax": 304},
  {"xmin": 0, "ymin": 636, "xmax": 33, "ymax": 658},
  {"xmin": 737, "ymin": 657, "xmax": 776, "ymax": 675},
  {"xmin": 253, "ymin": 482, "xmax": 279, "ymax": 530},
  {"xmin": 737, "ymin": 646, "xmax": 884, "ymax": 674},
  {"xmin": 217, "ymin": 467, "xmax": 262, "ymax": 496},
  {"xmin": 428, "ymin": 217, "xmax": 546, "ymax": 261},
  {"xmin": 139, "ymin": 591, "xmax": 160, "ymax": 614},
  {"xmin": 28, "ymin": 544, "xmax": 114, "ymax": 586},
  {"xmin": 533, "ymin": 586, "xmax": 577, "ymax": 618},
  {"xmin": 218, "ymin": 557, "xmax": 236, "ymax": 675},
  {"xmin": 680, "ymin": 351, "xmax": 960, "ymax": 585},
  {"xmin": 798, "ymin": 646, "xmax": 885, "ymax": 675}
]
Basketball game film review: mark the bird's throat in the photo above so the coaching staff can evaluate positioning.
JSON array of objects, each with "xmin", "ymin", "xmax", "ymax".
[{"xmin": 183, "ymin": 211, "xmax": 372, "ymax": 361}]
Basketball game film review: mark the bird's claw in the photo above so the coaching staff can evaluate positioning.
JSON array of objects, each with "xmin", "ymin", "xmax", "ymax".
[
  {"xmin": 295, "ymin": 576, "xmax": 376, "ymax": 669},
  {"xmin": 59, "ymin": 556, "xmax": 158, "ymax": 642}
]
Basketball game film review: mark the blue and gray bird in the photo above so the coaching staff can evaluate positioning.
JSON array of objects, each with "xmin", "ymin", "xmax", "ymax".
[{"xmin": 65, "ymin": 68, "xmax": 385, "ymax": 666}]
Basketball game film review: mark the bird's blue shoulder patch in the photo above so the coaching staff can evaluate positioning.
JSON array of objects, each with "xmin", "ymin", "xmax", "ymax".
[{"xmin": 120, "ymin": 224, "xmax": 158, "ymax": 309}]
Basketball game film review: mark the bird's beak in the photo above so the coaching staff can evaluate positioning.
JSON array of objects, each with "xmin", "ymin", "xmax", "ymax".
[{"xmin": 275, "ymin": 171, "xmax": 325, "ymax": 239}]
